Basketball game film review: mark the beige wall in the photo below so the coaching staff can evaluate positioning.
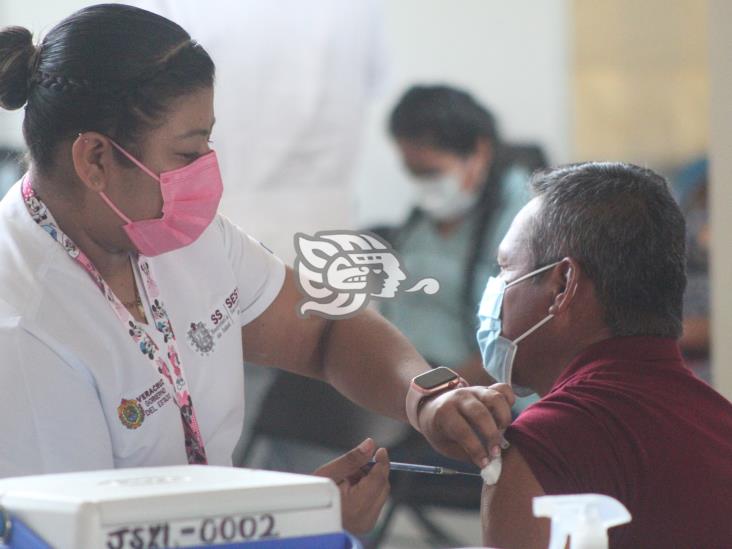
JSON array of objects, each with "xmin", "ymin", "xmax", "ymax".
[
  {"xmin": 573, "ymin": 1, "xmax": 730, "ymax": 395},
  {"xmin": 573, "ymin": 0, "xmax": 708, "ymax": 166},
  {"xmin": 708, "ymin": 0, "xmax": 732, "ymax": 398}
]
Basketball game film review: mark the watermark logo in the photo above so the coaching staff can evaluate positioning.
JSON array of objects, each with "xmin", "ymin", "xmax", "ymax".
[{"xmin": 294, "ymin": 230, "xmax": 439, "ymax": 319}]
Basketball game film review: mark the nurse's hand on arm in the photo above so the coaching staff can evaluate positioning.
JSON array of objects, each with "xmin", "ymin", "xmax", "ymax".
[
  {"xmin": 481, "ymin": 446, "xmax": 549, "ymax": 549},
  {"xmin": 242, "ymin": 268, "xmax": 514, "ymax": 469},
  {"xmin": 415, "ymin": 382, "xmax": 515, "ymax": 466},
  {"xmin": 312, "ymin": 438, "xmax": 389, "ymax": 534}
]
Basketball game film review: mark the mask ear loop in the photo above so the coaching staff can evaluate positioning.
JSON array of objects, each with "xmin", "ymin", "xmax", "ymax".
[
  {"xmin": 108, "ymin": 140, "xmax": 161, "ymax": 182},
  {"xmin": 76, "ymin": 133, "xmax": 135, "ymax": 225},
  {"xmin": 506, "ymin": 260, "xmax": 562, "ymax": 289},
  {"xmin": 513, "ymin": 313, "xmax": 554, "ymax": 345},
  {"xmin": 548, "ymin": 261, "xmax": 579, "ymax": 315},
  {"xmin": 77, "ymin": 133, "xmax": 159, "ymax": 182},
  {"xmin": 507, "ymin": 260, "xmax": 562, "ymax": 344},
  {"xmin": 98, "ymin": 192, "xmax": 133, "ymax": 224},
  {"xmin": 77, "ymin": 133, "xmax": 159, "ymax": 224},
  {"xmin": 562, "ymin": 264, "xmax": 580, "ymax": 305}
]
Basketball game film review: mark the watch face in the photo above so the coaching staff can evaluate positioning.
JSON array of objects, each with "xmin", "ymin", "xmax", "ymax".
[{"xmin": 414, "ymin": 367, "xmax": 458, "ymax": 390}]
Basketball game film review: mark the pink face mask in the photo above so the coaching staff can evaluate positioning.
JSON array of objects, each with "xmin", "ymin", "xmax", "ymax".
[{"xmin": 98, "ymin": 140, "xmax": 223, "ymax": 257}]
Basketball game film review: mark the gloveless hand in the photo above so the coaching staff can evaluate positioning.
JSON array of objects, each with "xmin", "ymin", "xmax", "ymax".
[
  {"xmin": 312, "ymin": 438, "xmax": 390, "ymax": 534},
  {"xmin": 416, "ymin": 383, "xmax": 515, "ymax": 468}
]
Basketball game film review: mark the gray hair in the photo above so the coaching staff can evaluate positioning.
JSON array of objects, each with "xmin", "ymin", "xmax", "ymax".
[{"xmin": 527, "ymin": 162, "xmax": 686, "ymax": 338}]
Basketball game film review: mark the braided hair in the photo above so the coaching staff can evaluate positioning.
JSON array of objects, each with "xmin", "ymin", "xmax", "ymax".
[
  {"xmin": 389, "ymin": 85, "xmax": 507, "ymax": 348},
  {"xmin": 0, "ymin": 4, "xmax": 214, "ymax": 175}
]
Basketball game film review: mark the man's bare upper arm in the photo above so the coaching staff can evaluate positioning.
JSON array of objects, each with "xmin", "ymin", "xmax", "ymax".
[{"xmin": 482, "ymin": 445, "xmax": 551, "ymax": 549}]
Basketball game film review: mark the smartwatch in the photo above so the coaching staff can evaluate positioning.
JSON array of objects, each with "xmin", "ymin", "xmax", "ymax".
[{"xmin": 405, "ymin": 366, "xmax": 467, "ymax": 431}]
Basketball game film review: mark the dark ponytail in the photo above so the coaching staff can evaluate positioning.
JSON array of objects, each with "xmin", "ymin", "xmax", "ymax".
[{"xmin": 0, "ymin": 4, "xmax": 215, "ymax": 175}]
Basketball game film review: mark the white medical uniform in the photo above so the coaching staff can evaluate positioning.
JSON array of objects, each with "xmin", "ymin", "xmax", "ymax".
[{"xmin": 0, "ymin": 182, "xmax": 285, "ymax": 478}]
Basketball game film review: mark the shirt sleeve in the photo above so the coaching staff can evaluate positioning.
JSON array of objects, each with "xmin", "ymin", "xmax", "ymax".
[
  {"xmin": 0, "ymin": 321, "xmax": 115, "ymax": 478},
  {"xmin": 215, "ymin": 215, "xmax": 286, "ymax": 326},
  {"xmin": 505, "ymin": 383, "xmax": 643, "ymax": 505}
]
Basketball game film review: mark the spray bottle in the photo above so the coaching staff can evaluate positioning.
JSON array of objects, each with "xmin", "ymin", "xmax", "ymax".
[{"xmin": 532, "ymin": 493, "xmax": 631, "ymax": 549}]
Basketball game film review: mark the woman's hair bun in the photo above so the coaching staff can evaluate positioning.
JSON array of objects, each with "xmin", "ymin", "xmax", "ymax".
[{"xmin": 0, "ymin": 26, "xmax": 37, "ymax": 110}]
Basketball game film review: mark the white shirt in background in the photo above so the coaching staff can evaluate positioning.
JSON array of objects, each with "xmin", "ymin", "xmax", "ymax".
[{"xmin": 137, "ymin": 0, "xmax": 388, "ymax": 263}]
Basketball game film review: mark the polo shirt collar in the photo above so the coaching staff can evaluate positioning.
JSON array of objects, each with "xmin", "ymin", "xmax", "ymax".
[{"xmin": 552, "ymin": 336, "xmax": 683, "ymax": 392}]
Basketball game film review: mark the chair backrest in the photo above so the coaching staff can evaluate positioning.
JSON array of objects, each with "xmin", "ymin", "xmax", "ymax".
[
  {"xmin": 502, "ymin": 142, "xmax": 549, "ymax": 175},
  {"xmin": 247, "ymin": 369, "xmax": 402, "ymax": 453}
]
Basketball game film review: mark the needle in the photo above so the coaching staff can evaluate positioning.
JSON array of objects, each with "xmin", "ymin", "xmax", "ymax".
[{"xmin": 365, "ymin": 460, "xmax": 482, "ymax": 477}]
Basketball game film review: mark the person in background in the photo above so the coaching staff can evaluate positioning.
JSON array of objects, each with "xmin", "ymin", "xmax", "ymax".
[
  {"xmin": 479, "ymin": 162, "xmax": 732, "ymax": 548},
  {"xmin": 365, "ymin": 87, "xmax": 540, "ymax": 521},
  {"xmin": 673, "ymin": 157, "xmax": 710, "ymax": 382},
  {"xmin": 381, "ymin": 85, "xmax": 540, "ymax": 408}
]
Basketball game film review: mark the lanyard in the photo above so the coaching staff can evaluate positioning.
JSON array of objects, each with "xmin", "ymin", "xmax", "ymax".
[{"xmin": 21, "ymin": 176, "xmax": 207, "ymax": 465}]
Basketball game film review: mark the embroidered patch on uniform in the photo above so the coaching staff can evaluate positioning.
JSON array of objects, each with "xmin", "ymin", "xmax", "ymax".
[
  {"xmin": 187, "ymin": 288, "xmax": 241, "ymax": 355},
  {"xmin": 187, "ymin": 321, "xmax": 215, "ymax": 355},
  {"xmin": 118, "ymin": 398, "xmax": 145, "ymax": 430}
]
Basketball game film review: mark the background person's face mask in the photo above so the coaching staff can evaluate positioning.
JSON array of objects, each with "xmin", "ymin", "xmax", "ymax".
[
  {"xmin": 98, "ymin": 140, "xmax": 223, "ymax": 257},
  {"xmin": 476, "ymin": 261, "xmax": 560, "ymax": 396},
  {"xmin": 411, "ymin": 172, "xmax": 478, "ymax": 221}
]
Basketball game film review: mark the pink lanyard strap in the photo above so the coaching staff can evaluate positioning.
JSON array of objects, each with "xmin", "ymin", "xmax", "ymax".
[{"xmin": 21, "ymin": 176, "xmax": 207, "ymax": 465}]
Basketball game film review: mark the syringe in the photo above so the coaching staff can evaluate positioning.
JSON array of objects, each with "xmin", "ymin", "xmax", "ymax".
[{"xmin": 365, "ymin": 460, "xmax": 481, "ymax": 477}]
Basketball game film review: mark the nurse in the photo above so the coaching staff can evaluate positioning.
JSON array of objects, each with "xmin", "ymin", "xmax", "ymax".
[{"xmin": 0, "ymin": 4, "xmax": 513, "ymax": 533}]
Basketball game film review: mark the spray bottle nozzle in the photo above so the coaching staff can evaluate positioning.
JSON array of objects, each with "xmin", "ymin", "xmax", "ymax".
[{"xmin": 533, "ymin": 493, "xmax": 631, "ymax": 549}]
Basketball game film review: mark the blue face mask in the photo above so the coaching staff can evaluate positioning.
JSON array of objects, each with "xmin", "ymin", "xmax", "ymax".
[{"xmin": 476, "ymin": 261, "xmax": 560, "ymax": 396}]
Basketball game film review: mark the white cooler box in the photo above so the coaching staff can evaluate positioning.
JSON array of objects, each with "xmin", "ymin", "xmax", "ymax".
[{"xmin": 0, "ymin": 465, "xmax": 343, "ymax": 549}]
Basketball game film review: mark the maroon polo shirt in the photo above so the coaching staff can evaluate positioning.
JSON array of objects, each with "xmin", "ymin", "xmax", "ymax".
[{"xmin": 506, "ymin": 336, "xmax": 732, "ymax": 548}]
